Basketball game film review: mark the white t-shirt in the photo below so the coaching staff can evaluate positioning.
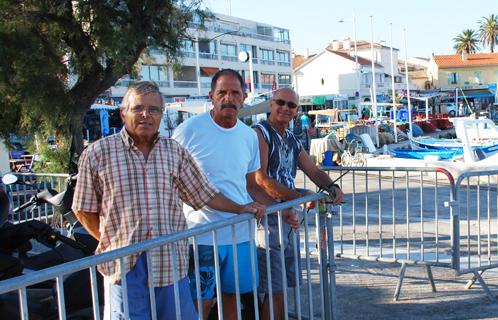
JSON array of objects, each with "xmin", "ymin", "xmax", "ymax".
[{"xmin": 172, "ymin": 111, "xmax": 260, "ymax": 245}]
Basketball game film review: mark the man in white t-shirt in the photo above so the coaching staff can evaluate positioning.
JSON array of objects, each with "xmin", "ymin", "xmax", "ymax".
[{"xmin": 173, "ymin": 69, "xmax": 298, "ymax": 319}]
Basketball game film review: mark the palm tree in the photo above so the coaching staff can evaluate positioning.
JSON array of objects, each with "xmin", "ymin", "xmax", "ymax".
[
  {"xmin": 453, "ymin": 29, "xmax": 479, "ymax": 54},
  {"xmin": 478, "ymin": 14, "xmax": 498, "ymax": 53}
]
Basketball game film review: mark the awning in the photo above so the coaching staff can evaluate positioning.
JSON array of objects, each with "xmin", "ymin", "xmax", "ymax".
[{"xmin": 201, "ymin": 67, "xmax": 219, "ymax": 76}]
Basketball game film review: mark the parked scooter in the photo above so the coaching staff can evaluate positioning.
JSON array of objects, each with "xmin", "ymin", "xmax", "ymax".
[{"xmin": 0, "ymin": 173, "xmax": 103, "ymax": 320}]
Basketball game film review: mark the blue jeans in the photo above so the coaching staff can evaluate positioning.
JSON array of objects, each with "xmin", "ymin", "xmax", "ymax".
[{"xmin": 104, "ymin": 252, "xmax": 197, "ymax": 320}]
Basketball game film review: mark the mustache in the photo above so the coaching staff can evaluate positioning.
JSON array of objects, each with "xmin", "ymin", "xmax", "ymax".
[{"xmin": 220, "ymin": 103, "xmax": 238, "ymax": 110}]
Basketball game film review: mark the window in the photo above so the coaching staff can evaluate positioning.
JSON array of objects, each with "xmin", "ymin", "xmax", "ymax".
[
  {"xmin": 198, "ymin": 40, "xmax": 217, "ymax": 59},
  {"xmin": 448, "ymin": 72, "xmax": 460, "ymax": 85},
  {"xmin": 276, "ymin": 50, "xmax": 290, "ymax": 66},
  {"xmin": 140, "ymin": 65, "xmax": 168, "ymax": 84},
  {"xmin": 474, "ymin": 71, "xmax": 481, "ymax": 84},
  {"xmin": 259, "ymin": 48, "xmax": 274, "ymax": 65},
  {"xmin": 220, "ymin": 43, "xmax": 237, "ymax": 61},
  {"xmin": 239, "ymin": 44, "xmax": 257, "ymax": 59},
  {"xmin": 274, "ymin": 28, "xmax": 290, "ymax": 43},
  {"xmin": 256, "ymin": 25, "xmax": 273, "ymax": 37},
  {"xmin": 278, "ymin": 74, "xmax": 291, "ymax": 85}
]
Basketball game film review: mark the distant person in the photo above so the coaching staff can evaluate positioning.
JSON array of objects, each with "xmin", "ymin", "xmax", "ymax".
[
  {"xmin": 300, "ymin": 112, "xmax": 309, "ymax": 129},
  {"xmin": 253, "ymin": 87, "xmax": 344, "ymax": 320},
  {"xmin": 173, "ymin": 69, "xmax": 293, "ymax": 319},
  {"xmin": 72, "ymin": 81, "xmax": 265, "ymax": 320}
]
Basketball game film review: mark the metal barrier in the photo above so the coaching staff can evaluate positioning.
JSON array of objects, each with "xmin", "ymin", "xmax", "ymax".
[
  {"xmin": 0, "ymin": 193, "xmax": 337, "ymax": 320},
  {"xmin": 6, "ymin": 173, "xmax": 68, "ymax": 223},
  {"xmin": 453, "ymin": 169, "xmax": 498, "ymax": 299},
  {"xmin": 316, "ymin": 165, "xmax": 498, "ymax": 301},
  {"xmin": 317, "ymin": 166, "xmax": 456, "ymax": 300}
]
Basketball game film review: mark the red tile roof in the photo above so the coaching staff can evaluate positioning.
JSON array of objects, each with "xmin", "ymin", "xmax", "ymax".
[
  {"xmin": 327, "ymin": 49, "xmax": 383, "ymax": 68},
  {"xmin": 292, "ymin": 54, "xmax": 316, "ymax": 69},
  {"xmin": 433, "ymin": 53, "xmax": 498, "ymax": 68}
]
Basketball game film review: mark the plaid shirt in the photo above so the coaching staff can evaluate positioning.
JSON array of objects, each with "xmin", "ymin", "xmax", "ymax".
[{"xmin": 72, "ymin": 129, "xmax": 218, "ymax": 286}]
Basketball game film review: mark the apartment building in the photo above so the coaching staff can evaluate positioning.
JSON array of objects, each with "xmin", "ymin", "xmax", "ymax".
[
  {"xmin": 108, "ymin": 13, "xmax": 293, "ymax": 101},
  {"xmin": 293, "ymin": 39, "xmax": 411, "ymax": 107},
  {"xmin": 428, "ymin": 53, "xmax": 498, "ymax": 108}
]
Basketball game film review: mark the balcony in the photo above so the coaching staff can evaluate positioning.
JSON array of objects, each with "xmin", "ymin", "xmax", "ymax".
[
  {"xmin": 173, "ymin": 81, "xmax": 197, "ymax": 88},
  {"xmin": 181, "ymin": 51, "xmax": 196, "ymax": 59},
  {"xmin": 260, "ymin": 59, "xmax": 275, "ymax": 66},
  {"xmin": 221, "ymin": 55, "xmax": 238, "ymax": 62},
  {"xmin": 277, "ymin": 61, "xmax": 291, "ymax": 67},
  {"xmin": 199, "ymin": 52, "xmax": 218, "ymax": 60}
]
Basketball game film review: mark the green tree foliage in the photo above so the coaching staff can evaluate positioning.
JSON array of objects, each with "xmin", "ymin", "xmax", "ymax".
[
  {"xmin": 0, "ymin": 0, "xmax": 204, "ymax": 155},
  {"xmin": 478, "ymin": 14, "xmax": 498, "ymax": 53},
  {"xmin": 453, "ymin": 29, "xmax": 480, "ymax": 54}
]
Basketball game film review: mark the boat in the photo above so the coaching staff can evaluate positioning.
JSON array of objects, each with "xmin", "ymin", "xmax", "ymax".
[{"xmin": 390, "ymin": 148, "xmax": 462, "ymax": 160}]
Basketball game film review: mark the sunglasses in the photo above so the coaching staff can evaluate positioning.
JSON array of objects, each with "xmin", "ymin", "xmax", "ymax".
[{"xmin": 272, "ymin": 99, "xmax": 298, "ymax": 109}]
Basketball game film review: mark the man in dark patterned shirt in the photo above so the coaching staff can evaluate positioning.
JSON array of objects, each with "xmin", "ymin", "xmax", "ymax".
[{"xmin": 253, "ymin": 87, "xmax": 343, "ymax": 320}]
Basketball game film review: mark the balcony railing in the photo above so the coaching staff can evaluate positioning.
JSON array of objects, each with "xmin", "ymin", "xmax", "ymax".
[
  {"xmin": 277, "ymin": 61, "xmax": 291, "ymax": 67},
  {"xmin": 181, "ymin": 51, "xmax": 196, "ymax": 59},
  {"xmin": 260, "ymin": 59, "xmax": 275, "ymax": 65},
  {"xmin": 199, "ymin": 52, "xmax": 218, "ymax": 60},
  {"xmin": 221, "ymin": 55, "xmax": 238, "ymax": 62},
  {"xmin": 173, "ymin": 80, "xmax": 197, "ymax": 88}
]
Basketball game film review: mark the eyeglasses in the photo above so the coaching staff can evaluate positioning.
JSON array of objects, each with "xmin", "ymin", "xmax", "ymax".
[
  {"xmin": 273, "ymin": 99, "xmax": 298, "ymax": 109},
  {"xmin": 129, "ymin": 105, "xmax": 164, "ymax": 115}
]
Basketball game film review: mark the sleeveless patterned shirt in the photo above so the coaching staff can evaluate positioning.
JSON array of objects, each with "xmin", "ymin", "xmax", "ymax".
[{"xmin": 253, "ymin": 120, "xmax": 302, "ymax": 190}]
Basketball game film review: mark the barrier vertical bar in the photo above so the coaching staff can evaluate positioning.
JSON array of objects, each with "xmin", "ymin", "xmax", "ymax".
[
  {"xmin": 249, "ymin": 220, "xmax": 260, "ymax": 320},
  {"xmin": 303, "ymin": 202, "xmax": 314, "ymax": 319},
  {"xmin": 172, "ymin": 246, "xmax": 182, "ymax": 320},
  {"xmin": 405, "ymin": 171, "xmax": 410, "ymax": 260},
  {"xmin": 477, "ymin": 176, "xmax": 482, "ymax": 267},
  {"xmin": 378, "ymin": 170, "xmax": 383, "ymax": 256},
  {"xmin": 435, "ymin": 173, "xmax": 439, "ymax": 262},
  {"xmin": 292, "ymin": 224, "xmax": 301, "ymax": 319},
  {"xmin": 365, "ymin": 170, "xmax": 370, "ymax": 255},
  {"xmin": 263, "ymin": 214, "xmax": 274, "ymax": 320},
  {"xmin": 466, "ymin": 178, "xmax": 471, "ymax": 269},
  {"xmin": 146, "ymin": 251, "xmax": 157, "ymax": 320},
  {"xmin": 352, "ymin": 171, "xmax": 357, "ymax": 255},
  {"xmin": 277, "ymin": 210, "xmax": 289, "ymax": 320},
  {"xmin": 231, "ymin": 225, "xmax": 242, "ymax": 320},
  {"xmin": 192, "ymin": 236, "xmax": 203, "ymax": 319},
  {"xmin": 119, "ymin": 258, "xmax": 130, "ymax": 319},
  {"xmin": 326, "ymin": 212, "xmax": 338, "ymax": 320},
  {"xmin": 90, "ymin": 266, "xmax": 101, "ymax": 320},
  {"xmin": 19, "ymin": 287, "xmax": 29, "ymax": 320},
  {"xmin": 212, "ymin": 230, "xmax": 223, "ymax": 319},
  {"xmin": 56, "ymin": 274, "xmax": 67, "ymax": 320},
  {"xmin": 487, "ymin": 175, "xmax": 491, "ymax": 265},
  {"xmin": 315, "ymin": 210, "xmax": 326, "ymax": 318},
  {"xmin": 420, "ymin": 171, "xmax": 424, "ymax": 260},
  {"xmin": 392, "ymin": 170, "xmax": 396, "ymax": 259}
]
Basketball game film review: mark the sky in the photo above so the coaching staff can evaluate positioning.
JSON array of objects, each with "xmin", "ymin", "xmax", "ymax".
[{"xmin": 203, "ymin": 0, "xmax": 497, "ymax": 59}]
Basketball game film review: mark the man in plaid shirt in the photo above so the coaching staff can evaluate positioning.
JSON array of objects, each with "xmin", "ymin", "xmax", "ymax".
[{"xmin": 72, "ymin": 81, "xmax": 265, "ymax": 320}]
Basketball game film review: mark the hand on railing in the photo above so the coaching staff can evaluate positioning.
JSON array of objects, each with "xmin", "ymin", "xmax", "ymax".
[
  {"xmin": 283, "ymin": 208, "xmax": 300, "ymax": 230},
  {"xmin": 241, "ymin": 201, "xmax": 266, "ymax": 219}
]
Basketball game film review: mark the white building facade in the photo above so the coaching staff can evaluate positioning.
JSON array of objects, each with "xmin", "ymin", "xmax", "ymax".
[
  {"xmin": 109, "ymin": 13, "xmax": 293, "ymax": 101},
  {"xmin": 294, "ymin": 40, "xmax": 414, "ymax": 106}
]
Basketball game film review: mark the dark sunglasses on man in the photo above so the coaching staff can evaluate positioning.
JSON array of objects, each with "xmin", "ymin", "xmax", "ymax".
[{"xmin": 272, "ymin": 99, "xmax": 298, "ymax": 109}]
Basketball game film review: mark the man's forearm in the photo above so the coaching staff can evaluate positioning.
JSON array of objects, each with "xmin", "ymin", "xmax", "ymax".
[
  {"xmin": 74, "ymin": 210, "xmax": 101, "ymax": 240},
  {"xmin": 257, "ymin": 177, "xmax": 303, "ymax": 202},
  {"xmin": 207, "ymin": 193, "xmax": 244, "ymax": 213}
]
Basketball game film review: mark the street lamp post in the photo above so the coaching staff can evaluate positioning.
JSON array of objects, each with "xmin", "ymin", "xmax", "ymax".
[
  {"xmin": 238, "ymin": 50, "xmax": 255, "ymax": 97},
  {"xmin": 369, "ymin": 15, "xmax": 379, "ymax": 147},
  {"xmin": 338, "ymin": 12, "xmax": 360, "ymax": 108}
]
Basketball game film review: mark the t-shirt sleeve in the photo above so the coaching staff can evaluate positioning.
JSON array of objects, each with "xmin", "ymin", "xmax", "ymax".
[
  {"xmin": 247, "ymin": 130, "xmax": 260, "ymax": 173},
  {"xmin": 71, "ymin": 147, "xmax": 101, "ymax": 213},
  {"xmin": 176, "ymin": 145, "xmax": 219, "ymax": 210}
]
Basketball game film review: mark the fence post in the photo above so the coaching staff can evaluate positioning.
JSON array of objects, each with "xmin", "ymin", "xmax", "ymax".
[{"xmin": 326, "ymin": 211, "xmax": 337, "ymax": 320}]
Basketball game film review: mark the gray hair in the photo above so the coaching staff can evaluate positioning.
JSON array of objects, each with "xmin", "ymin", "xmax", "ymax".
[
  {"xmin": 271, "ymin": 87, "xmax": 300, "ymax": 102},
  {"xmin": 121, "ymin": 81, "xmax": 163, "ymax": 110}
]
